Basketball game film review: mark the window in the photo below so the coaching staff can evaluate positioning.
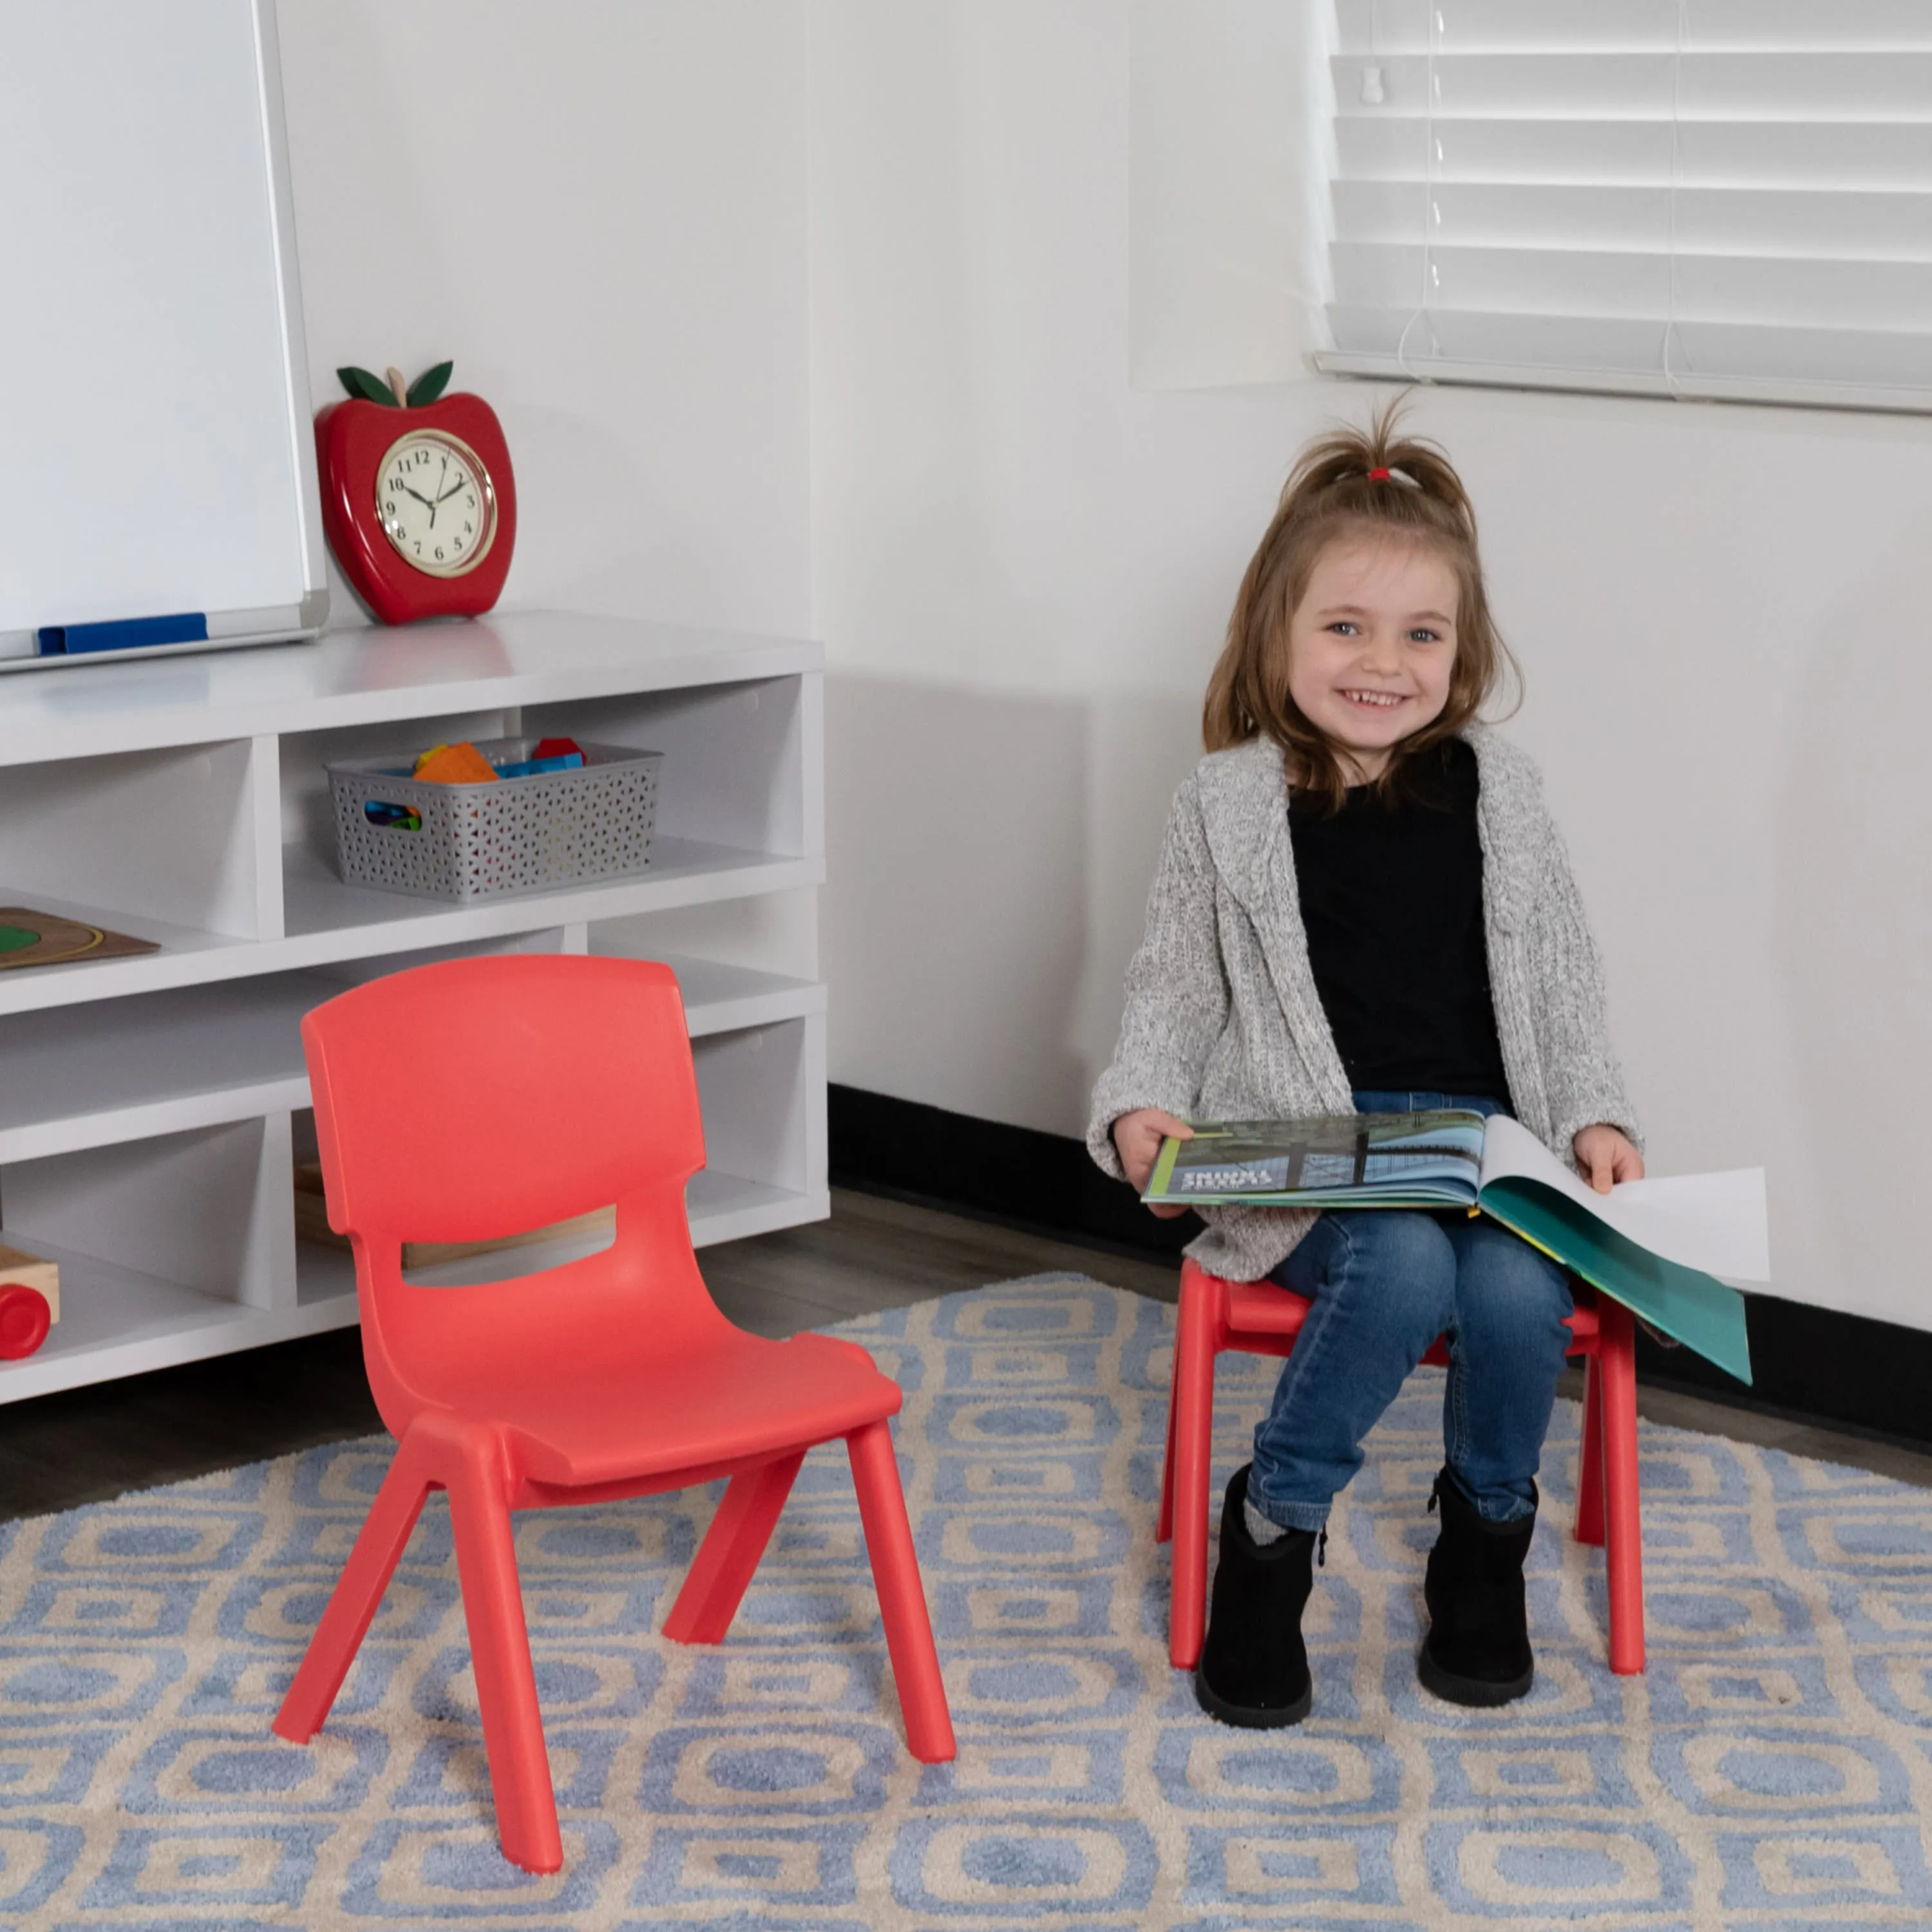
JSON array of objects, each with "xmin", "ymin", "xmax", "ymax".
[{"xmin": 1316, "ymin": 1, "xmax": 1932, "ymax": 412}]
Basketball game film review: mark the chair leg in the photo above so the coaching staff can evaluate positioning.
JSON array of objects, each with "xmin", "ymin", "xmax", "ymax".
[
  {"xmin": 445, "ymin": 1433, "xmax": 562, "ymax": 1875},
  {"xmin": 846, "ymin": 1419, "xmax": 954, "ymax": 1765},
  {"xmin": 662, "ymin": 1450, "xmax": 806, "ymax": 1645},
  {"xmin": 1596, "ymin": 1299, "xmax": 1645, "ymax": 1676},
  {"xmin": 1155, "ymin": 1334, "xmax": 1181, "ymax": 1545},
  {"xmin": 1574, "ymin": 1352, "xmax": 1606, "ymax": 1548},
  {"xmin": 1167, "ymin": 1274, "xmax": 1223, "ymax": 1672},
  {"xmin": 273, "ymin": 1434, "xmax": 433, "ymax": 1745}
]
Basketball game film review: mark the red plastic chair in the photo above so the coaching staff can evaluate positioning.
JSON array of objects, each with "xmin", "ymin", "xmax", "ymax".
[
  {"xmin": 1159, "ymin": 1256, "xmax": 1643, "ymax": 1676},
  {"xmin": 272, "ymin": 955, "xmax": 954, "ymax": 1873}
]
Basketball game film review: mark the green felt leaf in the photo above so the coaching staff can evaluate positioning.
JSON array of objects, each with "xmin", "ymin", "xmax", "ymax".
[
  {"xmin": 337, "ymin": 366, "xmax": 399, "ymax": 406},
  {"xmin": 406, "ymin": 360, "xmax": 453, "ymax": 406}
]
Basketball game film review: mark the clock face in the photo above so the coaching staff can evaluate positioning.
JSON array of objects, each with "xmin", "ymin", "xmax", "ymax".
[{"xmin": 375, "ymin": 430, "xmax": 497, "ymax": 577}]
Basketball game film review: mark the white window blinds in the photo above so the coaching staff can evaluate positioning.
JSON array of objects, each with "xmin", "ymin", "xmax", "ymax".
[{"xmin": 1316, "ymin": 1, "xmax": 1932, "ymax": 412}]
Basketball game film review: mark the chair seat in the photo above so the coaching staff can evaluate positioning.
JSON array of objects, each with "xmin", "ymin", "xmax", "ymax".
[
  {"xmin": 477, "ymin": 1331, "xmax": 902, "ymax": 1488},
  {"xmin": 1215, "ymin": 1274, "xmax": 1602, "ymax": 1360}
]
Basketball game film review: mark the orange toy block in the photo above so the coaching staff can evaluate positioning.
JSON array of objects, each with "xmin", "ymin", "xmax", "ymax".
[{"xmin": 413, "ymin": 741, "xmax": 499, "ymax": 784}]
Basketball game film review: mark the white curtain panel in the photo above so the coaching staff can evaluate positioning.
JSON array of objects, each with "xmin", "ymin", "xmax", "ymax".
[{"xmin": 1318, "ymin": 0, "xmax": 1932, "ymax": 411}]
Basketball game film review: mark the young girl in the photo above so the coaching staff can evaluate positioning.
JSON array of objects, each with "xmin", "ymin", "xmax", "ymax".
[{"xmin": 1089, "ymin": 408, "xmax": 1642, "ymax": 1728}]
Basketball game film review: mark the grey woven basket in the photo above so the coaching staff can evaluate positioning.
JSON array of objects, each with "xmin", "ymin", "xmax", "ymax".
[{"xmin": 327, "ymin": 737, "xmax": 663, "ymax": 903}]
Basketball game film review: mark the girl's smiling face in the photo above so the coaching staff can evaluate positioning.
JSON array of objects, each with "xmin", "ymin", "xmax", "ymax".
[{"xmin": 1284, "ymin": 533, "xmax": 1460, "ymax": 784}]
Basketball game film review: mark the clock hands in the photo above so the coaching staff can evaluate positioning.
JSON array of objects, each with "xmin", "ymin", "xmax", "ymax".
[
  {"xmin": 391, "ymin": 454, "xmax": 473, "ymax": 537},
  {"xmin": 427, "ymin": 469, "xmax": 471, "ymax": 531}
]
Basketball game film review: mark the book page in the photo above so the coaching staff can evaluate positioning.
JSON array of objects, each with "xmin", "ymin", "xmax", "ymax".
[
  {"xmin": 1476, "ymin": 1115, "xmax": 1770, "ymax": 1282},
  {"xmin": 1146, "ymin": 1111, "xmax": 1484, "ymax": 1204}
]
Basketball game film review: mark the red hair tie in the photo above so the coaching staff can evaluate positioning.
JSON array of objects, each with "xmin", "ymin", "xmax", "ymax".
[{"xmin": 1366, "ymin": 466, "xmax": 1391, "ymax": 481}]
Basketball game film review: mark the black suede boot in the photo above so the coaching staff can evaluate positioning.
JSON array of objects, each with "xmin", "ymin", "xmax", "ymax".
[
  {"xmin": 1195, "ymin": 1464, "xmax": 1320, "ymax": 1728},
  {"xmin": 1418, "ymin": 1468, "xmax": 1537, "ymax": 1707}
]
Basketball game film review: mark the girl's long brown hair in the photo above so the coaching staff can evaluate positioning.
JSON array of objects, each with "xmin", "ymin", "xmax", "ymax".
[{"xmin": 1203, "ymin": 398, "xmax": 1519, "ymax": 810}]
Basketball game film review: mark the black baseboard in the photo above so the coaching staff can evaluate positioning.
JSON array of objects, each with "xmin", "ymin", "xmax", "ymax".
[
  {"xmin": 830, "ymin": 1083, "xmax": 1932, "ymax": 1453},
  {"xmin": 829, "ymin": 1082, "xmax": 1202, "ymax": 1262}
]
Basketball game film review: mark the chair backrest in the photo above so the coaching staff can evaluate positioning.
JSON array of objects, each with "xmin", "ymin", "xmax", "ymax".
[{"xmin": 302, "ymin": 954, "xmax": 714, "ymax": 1423}]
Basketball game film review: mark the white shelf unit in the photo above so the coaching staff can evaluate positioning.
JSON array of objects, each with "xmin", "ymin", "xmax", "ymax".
[{"xmin": 0, "ymin": 611, "xmax": 828, "ymax": 1404}]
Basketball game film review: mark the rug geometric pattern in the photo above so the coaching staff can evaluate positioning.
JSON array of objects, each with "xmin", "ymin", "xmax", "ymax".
[{"xmin": 1, "ymin": 1276, "xmax": 1930, "ymax": 1929}]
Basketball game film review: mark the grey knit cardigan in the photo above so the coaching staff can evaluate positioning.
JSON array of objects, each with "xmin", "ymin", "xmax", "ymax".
[{"xmin": 1086, "ymin": 729, "xmax": 1640, "ymax": 1282}]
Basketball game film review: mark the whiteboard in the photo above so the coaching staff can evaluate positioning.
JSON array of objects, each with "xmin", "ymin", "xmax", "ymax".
[{"xmin": 0, "ymin": 0, "xmax": 327, "ymax": 669}]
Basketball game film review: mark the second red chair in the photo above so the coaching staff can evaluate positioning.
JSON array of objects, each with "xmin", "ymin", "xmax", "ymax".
[
  {"xmin": 1159, "ymin": 1256, "xmax": 1645, "ymax": 1677},
  {"xmin": 272, "ymin": 955, "xmax": 954, "ymax": 1874}
]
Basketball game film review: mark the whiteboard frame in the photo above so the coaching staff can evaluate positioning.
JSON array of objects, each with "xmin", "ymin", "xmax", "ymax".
[{"xmin": 0, "ymin": 0, "xmax": 329, "ymax": 676}]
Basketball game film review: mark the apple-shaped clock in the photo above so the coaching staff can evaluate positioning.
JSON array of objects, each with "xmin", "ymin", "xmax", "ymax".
[{"xmin": 316, "ymin": 361, "xmax": 517, "ymax": 625}]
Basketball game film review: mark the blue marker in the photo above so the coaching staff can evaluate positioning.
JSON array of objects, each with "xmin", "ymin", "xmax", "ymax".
[{"xmin": 37, "ymin": 612, "xmax": 208, "ymax": 656}]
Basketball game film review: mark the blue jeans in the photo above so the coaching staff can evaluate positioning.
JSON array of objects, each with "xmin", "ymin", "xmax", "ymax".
[{"xmin": 1247, "ymin": 1090, "xmax": 1573, "ymax": 1530}]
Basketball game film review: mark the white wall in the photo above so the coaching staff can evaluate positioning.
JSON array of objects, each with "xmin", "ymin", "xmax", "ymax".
[
  {"xmin": 809, "ymin": 1, "xmax": 1932, "ymax": 1333},
  {"xmin": 276, "ymin": 0, "xmax": 818, "ymax": 974}
]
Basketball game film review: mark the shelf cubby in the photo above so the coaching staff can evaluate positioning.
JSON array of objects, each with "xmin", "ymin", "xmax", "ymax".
[
  {"xmin": 0, "ymin": 974, "xmax": 328, "ymax": 1165},
  {"xmin": 1, "ymin": 1114, "xmax": 294, "ymax": 1307},
  {"xmin": 0, "ymin": 929, "xmax": 585, "ymax": 1168},
  {"xmin": 0, "ymin": 1233, "xmax": 346, "ymax": 1405},
  {"xmin": 526, "ymin": 672, "xmax": 815, "ymax": 865},
  {"xmin": 0, "ymin": 735, "xmax": 278, "ymax": 949}
]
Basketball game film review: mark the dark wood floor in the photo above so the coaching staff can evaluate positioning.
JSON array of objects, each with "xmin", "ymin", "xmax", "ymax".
[{"xmin": 3, "ymin": 1188, "xmax": 1928, "ymax": 1520}]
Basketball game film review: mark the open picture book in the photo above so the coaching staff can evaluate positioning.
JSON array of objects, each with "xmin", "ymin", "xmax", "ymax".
[{"xmin": 1144, "ymin": 1110, "xmax": 1766, "ymax": 1385}]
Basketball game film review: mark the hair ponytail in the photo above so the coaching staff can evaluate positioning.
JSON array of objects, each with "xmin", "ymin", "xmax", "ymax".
[{"xmin": 1202, "ymin": 397, "xmax": 1519, "ymax": 810}]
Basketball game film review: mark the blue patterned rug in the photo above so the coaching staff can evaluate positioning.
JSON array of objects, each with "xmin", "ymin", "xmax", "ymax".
[{"xmin": 2, "ymin": 1276, "xmax": 1930, "ymax": 1929}]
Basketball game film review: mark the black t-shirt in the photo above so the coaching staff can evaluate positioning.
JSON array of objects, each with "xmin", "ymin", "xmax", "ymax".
[{"xmin": 1287, "ymin": 737, "xmax": 1512, "ymax": 1104}]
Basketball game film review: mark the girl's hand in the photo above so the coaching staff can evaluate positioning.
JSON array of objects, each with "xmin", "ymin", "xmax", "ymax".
[
  {"xmin": 1113, "ymin": 1109, "xmax": 1194, "ymax": 1218},
  {"xmin": 1571, "ymin": 1123, "xmax": 1643, "ymax": 1195}
]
